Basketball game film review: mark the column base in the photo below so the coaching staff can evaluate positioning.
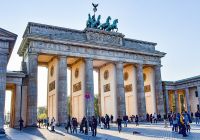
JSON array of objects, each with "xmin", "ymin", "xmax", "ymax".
[{"xmin": 0, "ymin": 128, "xmax": 5, "ymax": 136}]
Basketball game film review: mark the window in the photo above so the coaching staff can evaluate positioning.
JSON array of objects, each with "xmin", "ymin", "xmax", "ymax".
[{"xmin": 195, "ymin": 91, "xmax": 198, "ymax": 97}]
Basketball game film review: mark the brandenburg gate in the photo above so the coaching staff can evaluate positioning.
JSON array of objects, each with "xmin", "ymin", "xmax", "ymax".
[{"xmin": 0, "ymin": 6, "xmax": 166, "ymax": 133}]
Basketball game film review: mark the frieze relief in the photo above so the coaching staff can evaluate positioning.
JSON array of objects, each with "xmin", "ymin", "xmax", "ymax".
[
  {"xmin": 30, "ymin": 41, "xmax": 161, "ymax": 64},
  {"xmin": 86, "ymin": 32, "xmax": 122, "ymax": 46}
]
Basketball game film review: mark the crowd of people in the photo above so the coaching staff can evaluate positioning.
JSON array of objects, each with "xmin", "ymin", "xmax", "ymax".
[{"xmin": 31, "ymin": 109, "xmax": 200, "ymax": 138}]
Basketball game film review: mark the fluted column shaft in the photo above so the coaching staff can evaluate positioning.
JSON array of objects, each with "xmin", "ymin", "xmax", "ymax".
[
  {"xmin": 165, "ymin": 89, "xmax": 170, "ymax": 114},
  {"xmin": 85, "ymin": 58, "xmax": 94, "ymax": 117},
  {"xmin": 136, "ymin": 64, "xmax": 146, "ymax": 118},
  {"xmin": 185, "ymin": 88, "xmax": 191, "ymax": 114},
  {"xmin": 154, "ymin": 65, "xmax": 164, "ymax": 115},
  {"xmin": 0, "ymin": 53, "xmax": 8, "ymax": 133},
  {"xmin": 174, "ymin": 90, "xmax": 179, "ymax": 113},
  {"xmin": 57, "ymin": 56, "xmax": 68, "ymax": 125},
  {"xmin": 27, "ymin": 53, "xmax": 38, "ymax": 126},
  {"xmin": 116, "ymin": 62, "xmax": 126, "ymax": 117}
]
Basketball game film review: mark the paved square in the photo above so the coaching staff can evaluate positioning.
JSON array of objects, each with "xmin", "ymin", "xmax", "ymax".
[{"xmin": 1, "ymin": 123, "xmax": 200, "ymax": 140}]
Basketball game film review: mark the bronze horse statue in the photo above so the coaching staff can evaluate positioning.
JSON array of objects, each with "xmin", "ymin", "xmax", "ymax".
[
  {"xmin": 91, "ymin": 15, "xmax": 101, "ymax": 29},
  {"xmin": 86, "ymin": 14, "xmax": 92, "ymax": 28},
  {"xmin": 106, "ymin": 19, "xmax": 118, "ymax": 32},
  {"xmin": 99, "ymin": 16, "xmax": 111, "ymax": 30}
]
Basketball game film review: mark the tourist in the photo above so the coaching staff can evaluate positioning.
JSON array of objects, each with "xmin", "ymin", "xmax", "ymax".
[
  {"xmin": 84, "ymin": 117, "xmax": 88, "ymax": 135},
  {"xmin": 150, "ymin": 114, "xmax": 153, "ymax": 124},
  {"xmin": 195, "ymin": 110, "xmax": 200, "ymax": 124},
  {"xmin": 100, "ymin": 116, "xmax": 105, "ymax": 129},
  {"xmin": 180, "ymin": 114, "xmax": 187, "ymax": 137},
  {"xmin": 123, "ymin": 115, "xmax": 128, "ymax": 127},
  {"xmin": 65, "ymin": 117, "xmax": 72, "ymax": 133},
  {"xmin": 135, "ymin": 115, "xmax": 139, "ymax": 126},
  {"xmin": 110, "ymin": 115, "xmax": 113, "ymax": 123},
  {"xmin": 146, "ymin": 113, "xmax": 149, "ymax": 122},
  {"xmin": 19, "ymin": 118, "xmax": 24, "ymax": 131},
  {"xmin": 153, "ymin": 113, "xmax": 157, "ymax": 123},
  {"xmin": 105, "ymin": 114, "xmax": 110, "ymax": 129},
  {"xmin": 51, "ymin": 117, "xmax": 56, "ymax": 131},
  {"xmin": 72, "ymin": 118, "xmax": 78, "ymax": 134},
  {"xmin": 92, "ymin": 116, "xmax": 98, "ymax": 137},
  {"xmin": 117, "ymin": 116, "xmax": 122, "ymax": 133},
  {"xmin": 80, "ymin": 117, "xmax": 85, "ymax": 133},
  {"xmin": 172, "ymin": 114, "xmax": 178, "ymax": 132},
  {"xmin": 46, "ymin": 117, "xmax": 49, "ymax": 130}
]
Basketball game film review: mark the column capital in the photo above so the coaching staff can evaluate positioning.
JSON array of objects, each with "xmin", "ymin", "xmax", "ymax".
[
  {"xmin": 135, "ymin": 63, "xmax": 143, "ymax": 68},
  {"xmin": 84, "ymin": 57, "xmax": 93, "ymax": 62},
  {"xmin": 58, "ymin": 55, "xmax": 67, "ymax": 59},
  {"xmin": 28, "ymin": 52, "xmax": 38, "ymax": 56}
]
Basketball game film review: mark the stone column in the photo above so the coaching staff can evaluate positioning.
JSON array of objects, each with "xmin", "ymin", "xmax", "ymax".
[
  {"xmin": 197, "ymin": 86, "xmax": 200, "ymax": 107},
  {"xmin": 85, "ymin": 58, "xmax": 94, "ymax": 117},
  {"xmin": 165, "ymin": 89, "xmax": 170, "ymax": 114},
  {"xmin": 27, "ymin": 53, "xmax": 38, "ymax": 126},
  {"xmin": 14, "ymin": 84, "xmax": 22, "ymax": 127},
  {"xmin": 154, "ymin": 65, "xmax": 165, "ymax": 115},
  {"xmin": 174, "ymin": 90, "xmax": 179, "ymax": 113},
  {"xmin": 57, "ymin": 56, "xmax": 68, "ymax": 125},
  {"xmin": 185, "ymin": 88, "xmax": 191, "ymax": 114},
  {"xmin": 116, "ymin": 62, "xmax": 126, "ymax": 117},
  {"xmin": 0, "ymin": 54, "xmax": 8, "ymax": 134},
  {"xmin": 136, "ymin": 64, "xmax": 146, "ymax": 118}
]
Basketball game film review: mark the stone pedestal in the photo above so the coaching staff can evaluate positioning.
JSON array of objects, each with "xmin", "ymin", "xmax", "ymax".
[
  {"xmin": 185, "ymin": 88, "xmax": 191, "ymax": 114},
  {"xmin": 85, "ymin": 58, "xmax": 94, "ymax": 117},
  {"xmin": 116, "ymin": 62, "xmax": 126, "ymax": 117},
  {"xmin": 136, "ymin": 64, "xmax": 146, "ymax": 118},
  {"xmin": 174, "ymin": 90, "xmax": 179, "ymax": 113},
  {"xmin": 165, "ymin": 89, "xmax": 170, "ymax": 114},
  {"xmin": 57, "ymin": 56, "xmax": 68, "ymax": 125},
  {"xmin": 0, "ymin": 54, "xmax": 8, "ymax": 134},
  {"xmin": 27, "ymin": 53, "xmax": 38, "ymax": 126},
  {"xmin": 154, "ymin": 65, "xmax": 164, "ymax": 115}
]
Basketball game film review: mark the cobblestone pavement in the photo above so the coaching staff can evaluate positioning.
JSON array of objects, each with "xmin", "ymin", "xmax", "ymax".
[{"xmin": 0, "ymin": 123, "xmax": 200, "ymax": 140}]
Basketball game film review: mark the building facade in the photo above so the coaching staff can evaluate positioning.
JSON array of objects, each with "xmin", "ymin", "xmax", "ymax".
[{"xmin": 163, "ymin": 76, "xmax": 200, "ymax": 115}]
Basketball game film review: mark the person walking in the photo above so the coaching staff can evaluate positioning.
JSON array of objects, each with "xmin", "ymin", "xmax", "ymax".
[
  {"xmin": 153, "ymin": 113, "xmax": 157, "ymax": 123},
  {"xmin": 92, "ymin": 116, "xmax": 98, "ymax": 137},
  {"xmin": 105, "ymin": 114, "xmax": 110, "ymax": 129},
  {"xmin": 110, "ymin": 115, "xmax": 113, "ymax": 123},
  {"xmin": 195, "ymin": 110, "xmax": 200, "ymax": 124},
  {"xmin": 46, "ymin": 117, "xmax": 49, "ymax": 130},
  {"xmin": 117, "ymin": 116, "xmax": 122, "ymax": 133}
]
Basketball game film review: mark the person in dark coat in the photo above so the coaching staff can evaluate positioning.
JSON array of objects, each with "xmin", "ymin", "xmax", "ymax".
[
  {"xmin": 65, "ymin": 117, "xmax": 72, "ymax": 133},
  {"xmin": 105, "ymin": 114, "xmax": 110, "ymax": 129},
  {"xmin": 72, "ymin": 118, "xmax": 78, "ymax": 134},
  {"xmin": 117, "ymin": 116, "xmax": 122, "ymax": 133},
  {"xmin": 19, "ymin": 118, "xmax": 24, "ymax": 131},
  {"xmin": 135, "ymin": 115, "xmax": 139, "ymax": 126},
  {"xmin": 110, "ymin": 115, "xmax": 114, "ymax": 123},
  {"xmin": 92, "ymin": 116, "xmax": 98, "ymax": 136}
]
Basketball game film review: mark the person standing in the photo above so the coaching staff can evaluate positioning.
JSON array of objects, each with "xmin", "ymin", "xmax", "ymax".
[
  {"xmin": 110, "ymin": 115, "xmax": 113, "ymax": 123},
  {"xmin": 92, "ymin": 116, "xmax": 98, "ymax": 137},
  {"xmin": 135, "ymin": 115, "xmax": 139, "ymax": 126},
  {"xmin": 51, "ymin": 117, "xmax": 56, "ymax": 131},
  {"xmin": 105, "ymin": 114, "xmax": 110, "ymax": 129},
  {"xmin": 195, "ymin": 110, "xmax": 199, "ymax": 124},
  {"xmin": 117, "ymin": 116, "xmax": 122, "ymax": 133},
  {"xmin": 153, "ymin": 113, "xmax": 158, "ymax": 123},
  {"xmin": 65, "ymin": 117, "xmax": 72, "ymax": 133},
  {"xmin": 19, "ymin": 118, "xmax": 24, "ymax": 131},
  {"xmin": 72, "ymin": 118, "xmax": 78, "ymax": 134},
  {"xmin": 46, "ymin": 117, "xmax": 49, "ymax": 130}
]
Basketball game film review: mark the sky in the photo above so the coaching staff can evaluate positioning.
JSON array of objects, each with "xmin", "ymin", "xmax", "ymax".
[{"xmin": 1, "ymin": 0, "xmax": 200, "ymax": 108}]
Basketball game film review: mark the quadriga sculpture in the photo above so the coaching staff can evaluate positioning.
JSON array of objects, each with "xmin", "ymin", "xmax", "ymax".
[{"xmin": 98, "ymin": 16, "xmax": 111, "ymax": 30}]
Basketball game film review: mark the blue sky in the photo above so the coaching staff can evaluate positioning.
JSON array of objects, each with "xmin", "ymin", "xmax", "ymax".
[{"xmin": 1, "ymin": 0, "xmax": 200, "ymax": 107}]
